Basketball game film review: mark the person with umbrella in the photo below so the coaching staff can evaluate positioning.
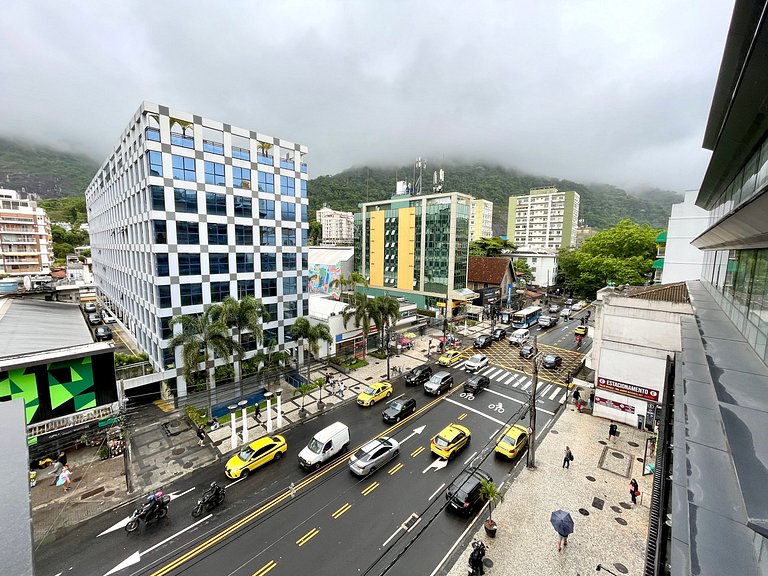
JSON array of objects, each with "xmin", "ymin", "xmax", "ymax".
[{"xmin": 550, "ymin": 509, "xmax": 574, "ymax": 552}]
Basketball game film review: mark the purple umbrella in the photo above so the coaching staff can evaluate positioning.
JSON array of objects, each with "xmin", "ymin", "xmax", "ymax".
[{"xmin": 550, "ymin": 509, "xmax": 574, "ymax": 537}]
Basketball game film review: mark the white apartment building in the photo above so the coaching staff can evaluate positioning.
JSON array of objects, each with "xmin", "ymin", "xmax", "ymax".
[
  {"xmin": 511, "ymin": 247, "xmax": 559, "ymax": 288},
  {"xmin": 469, "ymin": 198, "xmax": 493, "ymax": 241},
  {"xmin": 317, "ymin": 206, "xmax": 354, "ymax": 245},
  {"xmin": 0, "ymin": 189, "xmax": 53, "ymax": 276},
  {"xmin": 85, "ymin": 102, "xmax": 309, "ymax": 397},
  {"xmin": 506, "ymin": 186, "xmax": 580, "ymax": 249},
  {"xmin": 660, "ymin": 190, "xmax": 709, "ymax": 284}
]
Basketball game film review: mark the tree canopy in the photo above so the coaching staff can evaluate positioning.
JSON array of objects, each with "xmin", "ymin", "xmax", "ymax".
[
  {"xmin": 469, "ymin": 237, "xmax": 516, "ymax": 257},
  {"xmin": 558, "ymin": 219, "xmax": 660, "ymax": 298}
]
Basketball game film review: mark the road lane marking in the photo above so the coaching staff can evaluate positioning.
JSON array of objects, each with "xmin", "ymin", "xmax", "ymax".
[
  {"xmin": 549, "ymin": 387, "xmax": 562, "ymax": 401},
  {"xmin": 463, "ymin": 451, "xmax": 478, "ymax": 465},
  {"xmin": 457, "ymin": 412, "xmax": 467, "ymax": 421},
  {"xmin": 428, "ymin": 483, "xmax": 446, "ymax": 501},
  {"xmin": 522, "ymin": 380, "xmax": 532, "ymax": 390},
  {"xmin": 539, "ymin": 384, "xmax": 552, "ymax": 397},
  {"xmin": 445, "ymin": 398, "xmax": 506, "ymax": 425},
  {"xmin": 252, "ymin": 560, "xmax": 277, "ymax": 576},
  {"xmin": 485, "ymin": 388, "xmax": 556, "ymax": 415},
  {"xmin": 423, "ymin": 459, "xmax": 448, "ymax": 473},
  {"xmin": 361, "ymin": 481, "xmax": 380, "ymax": 496},
  {"xmin": 388, "ymin": 462, "xmax": 404, "ymax": 475},
  {"xmin": 296, "ymin": 528, "xmax": 319, "ymax": 546},
  {"xmin": 411, "ymin": 446, "xmax": 425, "ymax": 457},
  {"xmin": 382, "ymin": 526, "xmax": 402, "ymax": 547},
  {"xmin": 332, "ymin": 503, "xmax": 352, "ymax": 519}
]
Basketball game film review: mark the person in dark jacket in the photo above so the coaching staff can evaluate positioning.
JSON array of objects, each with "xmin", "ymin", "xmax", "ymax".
[
  {"xmin": 608, "ymin": 421, "xmax": 618, "ymax": 442},
  {"xmin": 630, "ymin": 478, "xmax": 639, "ymax": 505}
]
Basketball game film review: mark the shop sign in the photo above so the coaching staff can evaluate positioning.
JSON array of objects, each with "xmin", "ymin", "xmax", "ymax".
[
  {"xmin": 596, "ymin": 376, "xmax": 659, "ymax": 402},
  {"xmin": 594, "ymin": 395, "xmax": 635, "ymax": 414}
]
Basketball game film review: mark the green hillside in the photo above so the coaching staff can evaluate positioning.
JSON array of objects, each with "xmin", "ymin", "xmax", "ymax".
[{"xmin": 308, "ymin": 163, "xmax": 682, "ymax": 232}]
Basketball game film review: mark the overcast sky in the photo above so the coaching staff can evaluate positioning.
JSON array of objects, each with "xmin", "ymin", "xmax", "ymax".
[{"xmin": 2, "ymin": 1, "xmax": 733, "ymax": 191}]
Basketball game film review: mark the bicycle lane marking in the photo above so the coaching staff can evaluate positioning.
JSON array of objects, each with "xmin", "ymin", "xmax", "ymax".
[
  {"xmin": 444, "ymin": 398, "xmax": 505, "ymax": 426},
  {"xmin": 485, "ymin": 388, "xmax": 556, "ymax": 416}
]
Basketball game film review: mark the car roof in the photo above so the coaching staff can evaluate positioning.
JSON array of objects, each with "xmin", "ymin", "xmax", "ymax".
[
  {"xmin": 439, "ymin": 423, "xmax": 469, "ymax": 439},
  {"xmin": 544, "ymin": 354, "xmax": 560, "ymax": 359},
  {"xmin": 248, "ymin": 435, "xmax": 281, "ymax": 449},
  {"xmin": 449, "ymin": 466, "xmax": 491, "ymax": 487},
  {"xmin": 502, "ymin": 424, "xmax": 529, "ymax": 438},
  {"xmin": 470, "ymin": 354, "xmax": 485, "ymax": 360},
  {"xmin": 467, "ymin": 374, "xmax": 488, "ymax": 383}
]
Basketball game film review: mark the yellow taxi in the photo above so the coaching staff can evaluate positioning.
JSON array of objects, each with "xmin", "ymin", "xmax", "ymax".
[
  {"xmin": 574, "ymin": 325, "xmax": 588, "ymax": 336},
  {"xmin": 495, "ymin": 424, "xmax": 529, "ymax": 459},
  {"xmin": 438, "ymin": 350, "xmax": 463, "ymax": 366},
  {"xmin": 225, "ymin": 435, "xmax": 287, "ymax": 479},
  {"xmin": 357, "ymin": 381, "xmax": 393, "ymax": 407},
  {"xmin": 431, "ymin": 423, "xmax": 471, "ymax": 460}
]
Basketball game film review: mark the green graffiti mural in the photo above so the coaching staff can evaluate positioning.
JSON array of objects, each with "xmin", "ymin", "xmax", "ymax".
[
  {"xmin": 0, "ymin": 367, "xmax": 40, "ymax": 423},
  {"xmin": 48, "ymin": 356, "xmax": 96, "ymax": 413}
]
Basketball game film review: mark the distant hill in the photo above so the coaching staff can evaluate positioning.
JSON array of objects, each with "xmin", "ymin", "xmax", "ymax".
[
  {"xmin": 0, "ymin": 137, "xmax": 98, "ymax": 199},
  {"xmin": 308, "ymin": 163, "xmax": 682, "ymax": 232}
]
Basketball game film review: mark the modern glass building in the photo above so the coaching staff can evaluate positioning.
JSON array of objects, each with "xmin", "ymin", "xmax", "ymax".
[
  {"xmin": 85, "ymin": 102, "xmax": 309, "ymax": 397},
  {"xmin": 354, "ymin": 191, "xmax": 472, "ymax": 312}
]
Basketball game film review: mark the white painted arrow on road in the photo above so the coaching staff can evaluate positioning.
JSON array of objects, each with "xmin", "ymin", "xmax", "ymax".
[
  {"xmin": 422, "ymin": 459, "xmax": 448, "ymax": 474},
  {"xmin": 400, "ymin": 425, "xmax": 426, "ymax": 444},
  {"xmin": 97, "ymin": 487, "xmax": 196, "ymax": 537}
]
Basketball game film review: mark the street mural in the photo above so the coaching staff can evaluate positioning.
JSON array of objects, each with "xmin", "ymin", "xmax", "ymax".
[{"xmin": 309, "ymin": 263, "xmax": 341, "ymax": 298}]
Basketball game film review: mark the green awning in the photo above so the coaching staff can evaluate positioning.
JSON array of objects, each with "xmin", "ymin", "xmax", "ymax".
[
  {"xmin": 656, "ymin": 231, "xmax": 667, "ymax": 243},
  {"xmin": 652, "ymin": 258, "xmax": 665, "ymax": 269}
]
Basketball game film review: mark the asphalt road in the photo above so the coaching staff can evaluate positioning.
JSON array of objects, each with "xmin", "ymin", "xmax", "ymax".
[{"xmin": 35, "ymin": 355, "xmax": 572, "ymax": 576}]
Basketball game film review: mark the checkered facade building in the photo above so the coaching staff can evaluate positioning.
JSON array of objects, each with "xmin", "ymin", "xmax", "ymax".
[{"xmin": 86, "ymin": 102, "xmax": 309, "ymax": 396}]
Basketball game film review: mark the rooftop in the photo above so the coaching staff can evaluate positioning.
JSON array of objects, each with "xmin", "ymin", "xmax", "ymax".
[
  {"xmin": 467, "ymin": 256, "xmax": 513, "ymax": 285},
  {"xmin": 624, "ymin": 282, "xmax": 690, "ymax": 304}
]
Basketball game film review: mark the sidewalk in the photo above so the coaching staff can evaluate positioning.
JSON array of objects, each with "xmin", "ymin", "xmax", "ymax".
[{"xmin": 445, "ymin": 405, "xmax": 651, "ymax": 576}]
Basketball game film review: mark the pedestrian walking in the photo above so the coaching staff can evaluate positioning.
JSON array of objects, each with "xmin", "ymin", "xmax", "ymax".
[
  {"xmin": 608, "ymin": 421, "xmax": 618, "ymax": 442},
  {"xmin": 58, "ymin": 464, "xmax": 72, "ymax": 492},
  {"xmin": 572, "ymin": 389, "xmax": 581, "ymax": 406},
  {"xmin": 563, "ymin": 446, "xmax": 573, "ymax": 469},
  {"xmin": 630, "ymin": 478, "xmax": 639, "ymax": 505},
  {"xmin": 49, "ymin": 459, "xmax": 63, "ymax": 485},
  {"xmin": 290, "ymin": 482, "xmax": 296, "ymax": 499},
  {"xmin": 589, "ymin": 392, "xmax": 595, "ymax": 410},
  {"xmin": 196, "ymin": 424, "xmax": 206, "ymax": 447},
  {"xmin": 557, "ymin": 532, "xmax": 568, "ymax": 551},
  {"xmin": 255, "ymin": 403, "xmax": 262, "ymax": 422},
  {"xmin": 57, "ymin": 450, "xmax": 67, "ymax": 467}
]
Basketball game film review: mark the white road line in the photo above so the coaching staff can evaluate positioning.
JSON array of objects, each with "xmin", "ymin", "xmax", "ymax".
[
  {"xmin": 485, "ymin": 388, "xmax": 525, "ymax": 405},
  {"xmin": 538, "ymin": 384, "xmax": 552, "ymax": 397},
  {"xmin": 549, "ymin": 387, "xmax": 562, "ymax": 401},
  {"xmin": 428, "ymin": 483, "xmax": 446, "ymax": 501},
  {"xmin": 502, "ymin": 373, "xmax": 517, "ymax": 385},
  {"xmin": 142, "ymin": 514, "xmax": 212, "ymax": 555},
  {"xmin": 445, "ymin": 398, "xmax": 506, "ymax": 425},
  {"xmin": 522, "ymin": 380, "xmax": 532, "ymax": 390},
  {"xmin": 429, "ymin": 500, "xmax": 492, "ymax": 576},
  {"xmin": 455, "ymin": 362, "xmax": 466, "ymax": 370},
  {"xmin": 383, "ymin": 526, "xmax": 402, "ymax": 547},
  {"xmin": 485, "ymin": 368, "xmax": 502, "ymax": 380},
  {"xmin": 536, "ymin": 418, "xmax": 553, "ymax": 440},
  {"xmin": 492, "ymin": 370, "xmax": 509, "ymax": 382},
  {"xmin": 463, "ymin": 451, "xmax": 478, "ymax": 465}
]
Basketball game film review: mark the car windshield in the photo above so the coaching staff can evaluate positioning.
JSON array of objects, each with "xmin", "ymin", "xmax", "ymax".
[
  {"xmin": 239, "ymin": 446, "xmax": 255, "ymax": 460},
  {"xmin": 470, "ymin": 355, "xmax": 483, "ymax": 363},
  {"xmin": 307, "ymin": 437, "xmax": 323, "ymax": 454},
  {"xmin": 362, "ymin": 386, "xmax": 376, "ymax": 395},
  {"xmin": 389, "ymin": 401, "xmax": 403, "ymax": 410},
  {"xmin": 545, "ymin": 355, "xmax": 556, "ymax": 362},
  {"xmin": 435, "ymin": 435, "xmax": 451, "ymax": 448}
]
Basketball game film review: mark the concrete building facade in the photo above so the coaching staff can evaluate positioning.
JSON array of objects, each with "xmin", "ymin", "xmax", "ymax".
[
  {"xmin": 659, "ymin": 190, "xmax": 709, "ymax": 284},
  {"xmin": 511, "ymin": 247, "xmax": 559, "ymax": 288},
  {"xmin": 316, "ymin": 206, "xmax": 354, "ymax": 245},
  {"xmin": 468, "ymin": 198, "xmax": 493, "ymax": 241},
  {"xmin": 85, "ymin": 102, "xmax": 309, "ymax": 397},
  {"xmin": 0, "ymin": 189, "xmax": 53, "ymax": 276},
  {"xmin": 506, "ymin": 186, "xmax": 580, "ymax": 249}
]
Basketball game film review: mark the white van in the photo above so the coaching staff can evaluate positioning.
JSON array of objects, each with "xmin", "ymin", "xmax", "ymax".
[
  {"xmin": 508, "ymin": 328, "xmax": 530, "ymax": 346},
  {"xmin": 298, "ymin": 422, "xmax": 350, "ymax": 470}
]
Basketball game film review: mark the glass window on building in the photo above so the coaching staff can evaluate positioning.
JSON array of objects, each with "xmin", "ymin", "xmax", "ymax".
[
  {"xmin": 177, "ymin": 221, "xmax": 200, "ymax": 244},
  {"xmin": 235, "ymin": 224, "xmax": 253, "ymax": 245},
  {"xmin": 148, "ymin": 150, "xmax": 163, "ymax": 177},
  {"xmin": 284, "ymin": 300, "xmax": 297, "ymax": 319},
  {"xmin": 202, "ymin": 127, "xmax": 224, "ymax": 155},
  {"xmin": 283, "ymin": 277, "xmax": 297, "ymax": 294},
  {"xmin": 151, "ymin": 185, "xmax": 165, "ymax": 210},
  {"xmin": 174, "ymin": 188, "xmax": 198, "ymax": 213},
  {"xmin": 234, "ymin": 195, "xmax": 252, "ymax": 218},
  {"xmin": 210, "ymin": 281, "xmax": 231, "ymax": 303},
  {"xmin": 153, "ymin": 220, "xmax": 167, "ymax": 244},
  {"xmin": 157, "ymin": 285, "xmax": 172, "ymax": 308},
  {"xmin": 282, "ymin": 228, "xmax": 296, "ymax": 246},
  {"xmin": 172, "ymin": 155, "xmax": 196, "ymax": 181},
  {"xmin": 264, "ymin": 303, "xmax": 277, "ymax": 322},
  {"xmin": 261, "ymin": 253, "xmax": 277, "ymax": 272},
  {"xmin": 206, "ymin": 192, "xmax": 227, "ymax": 216},
  {"xmin": 263, "ymin": 328, "xmax": 278, "ymax": 344},
  {"xmin": 262, "ymin": 278, "xmax": 278, "ymax": 297},
  {"xmin": 301, "ymin": 204, "xmax": 308, "ymax": 222},
  {"xmin": 281, "ymin": 202, "xmax": 296, "ymax": 220},
  {"xmin": 162, "ymin": 347, "xmax": 175, "ymax": 367},
  {"xmin": 233, "ymin": 167, "xmax": 251, "ymax": 190},
  {"xmin": 258, "ymin": 172, "xmax": 275, "ymax": 193},
  {"xmin": 205, "ymin": 161, "xmax": 225, "ymax": 185},
  {"xmin": 178, "ymin": 253, "xmax": 201, "ymax": 275},
  {"xmin": 281, "ymin": 176, "xmax": 295, "ymax": 196},
  {"xmin": 301, "ymin": 180, "xmax": 307, "ymax": 198},
  {"xmin": 238, "ymin": 279, "xmax": 255, "ymax": 299},
  {"xmin": 209, "ymin": 253, "xmax": 229, "ymax": 274},
  {"xmin": 282, "ymin": 253, "xmax": 296, "ymax": 270},
  {"xmin": 180, "ymin": 283, "xmax": 203, "ymax": 306},
  {"xmin": 259, "ymin": 199, "xmax": 275, "ymax": 219},
  {"xmin": 155, "ymin": 253, "xmax": 169, "ymax": 276},
  {"xmin": 170, "ymin": 121, "xmax": 194, "ymax": 148},
  {"xmin": 160, "ymin": 316, "xmax": 173, "ymax": 339},
  {"xmin": 232, "ymin": 146, "xmax": 250, "ymax": 161},
  {"xmin": 207, "ymin": 223, "xmax": 228, "ymax": 245},
  {"xmin": 260, "ymin": 226, "xmax": 276, "ymax": 246},
  {"xmin": 236, "ymin": 253, "xmax": 254, "ymax": 273},
  {"xmin": 301, "ymin": 253, "xmax": 308, "ymax": 270}
]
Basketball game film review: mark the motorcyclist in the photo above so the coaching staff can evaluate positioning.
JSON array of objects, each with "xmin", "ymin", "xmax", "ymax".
[{"xmin": 205, "ymin": 481, "xmax": 223, "ymax": 501}]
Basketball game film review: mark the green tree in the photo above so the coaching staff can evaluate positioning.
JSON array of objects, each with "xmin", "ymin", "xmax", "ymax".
[
  {"xmin": 221, "ymin": 296, "xmax": 268, "ymax": 387},
  {"xmin": 169, "ymin": 306, "xmax": 231, "ymax": 420},
  {"xmin": 469, "ymin": 237, "xmax": 517, "ymax": 256},
  {"xmin": 294, "ymin": 381, "xmax": 316, "ymax": 417},
  {"xmin": 371, "ymin": 295, "xmax": 400, "ymax": 379},
  {"xmin": 513, "ymin": 259, "xmax": 534, "ymax": 282},
  {"xmin": 342, "ymin": 292, "xmax": 376, "ymax": 356},
  {"xmin": 290, "ymin": 317, "xmax": 333, "ymax": 383},
  {"xmin": 309, "ymin": 220, "xmax": 323, "ymax": 245},
  {"xmin": 479, "ymin": 479, "xmax": 504, "ymax": 524},
  {"xmin": 558, "ymin": 219, "xmax": 659, "ymax": 298}
]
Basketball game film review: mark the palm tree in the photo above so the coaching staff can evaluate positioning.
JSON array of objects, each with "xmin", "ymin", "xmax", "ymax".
[
  {"xmin": 169, "ymin": 306, "xmax": 231, "ymax": 421},
  {"xmin": 290, "ymin": 317, "xmax": 332, "ymax": 383},
  {"xmin": 479, "ymin": 479, "xmax": 504, "ymax": 530},
  {"xmin": 330, "ymin": 273, "xmax": 351, "ymax": 296},
  {"xmin": 342, "ymin": 292, "xmax": 376, "ymax": 357},
  {"xmin": 294, "ymin": 381, "xmax": 316, "ymax": 417},
  {"xmin": 372, "ymin": 295, "xmax": 401, "ymax": 379},
  {"xmin": 350, "ymin": 272, "xmax": 368, "ymax": 291},
  {"xmin": 221, "ymin": 296, "xmax": 268, "ymax": 388}
]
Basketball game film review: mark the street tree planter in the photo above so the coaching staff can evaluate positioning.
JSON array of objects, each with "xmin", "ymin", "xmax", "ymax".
[
  {"xmin": 484, "ymin": 519, "xmax": 497, "ymax": 538},
  {"xmin": 479, "ymin": 478, "xmax": 503, "ymax": 538}
]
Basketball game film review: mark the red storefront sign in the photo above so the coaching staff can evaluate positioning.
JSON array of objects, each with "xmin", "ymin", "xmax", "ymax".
[
  {"xmin": 596, "ymin": 376, "xmax": 659, "ymax": 402},
  {"xmin": 594, "ymin": 395, "xmax": 635, "ymax": 414}
]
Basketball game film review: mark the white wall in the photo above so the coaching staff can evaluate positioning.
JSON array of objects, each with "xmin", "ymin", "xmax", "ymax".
[{"xmin": 661, "ymin": 190, "xmax": 710, "ymax": 284}]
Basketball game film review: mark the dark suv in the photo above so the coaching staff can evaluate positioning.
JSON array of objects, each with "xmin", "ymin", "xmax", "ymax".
[
  {"xmin": 382, "ymin": 397, "xmax": 417, "ymax": 423},
  {"xmin": 474, "ymin": 334, "xmax": 493, "ymax": 349},
  {"xmin": 405, "ymin": 364, "xmax": 433, "ymax": 387},
  {"xmin": 491, "ymin": 328, "xmax": 507, "ymax": 341},
  {"xmin": 463, "ymin": 375, "xmax": 490, "ymax": 395},
  {"xmin": 445, "ymin": 467, "xmax": 493, "ymax": 515}
]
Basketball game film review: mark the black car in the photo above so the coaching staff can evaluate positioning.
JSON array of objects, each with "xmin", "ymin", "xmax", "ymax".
[
  {"xmin": 519, "ymin": 344, "xmax": 536, "ymax": 359},
  {"xmin": 445, "ymin": 467, "xmax": 492, "ymax": 515},
  {"xmin": 542, "ymin": 354, "xmax": 562, "ymax": 369},
  {"xmin": 88, "ymin": 313, "xmax": 102, "ymax": 325},
  {"xmin": 463, "ymin": 375, "xmax": 490, "ymax": 395},
  {"xmin": 405, "ymin": 364, "xmax": 433, "ymax": 386},
  {"xmin": 95, "ymin": 326, "xmax": 113, "ymax": 341},
  {"xmin": 382, "ymin": 397, "xmax": 417, "ymax": 423},
  {"xmin": 491, "ymin": 328, "xmax": 507, "ymax": 341},
  {"xmin": 473, "ymin": 334, "xmax": 493, "ymax": 349}
]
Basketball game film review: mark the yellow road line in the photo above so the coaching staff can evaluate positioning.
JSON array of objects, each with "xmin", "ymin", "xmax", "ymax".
[
  {"xmin": 388, "ymin": 462, "xmax": 404, "ymax": 475},
  {"xmin": 411, "ymin": 446, "xmax": 425, "ymax": 458},
  {"xmin": 361, "ymin": 481, "xmax": 380, "ymax": 496},
  {"xmin": 296, "ymin": 528, "xmax": 320, "ymax": 546},
  {"xmin": 457, "ymin": 413, "xmax": 467, "ymax": 421},
  {"xmin": 252, "ymin": 560, "xmax": 277, "ymax": 576},
  {"xmin": 332, "ymin": 503, "xmax": 352, "ymax": 519}
]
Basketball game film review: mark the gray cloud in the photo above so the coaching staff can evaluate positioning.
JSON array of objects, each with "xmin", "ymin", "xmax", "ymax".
[{"xmin": 1, "ymin": 0, "xmax": 732, "ymax": 191}]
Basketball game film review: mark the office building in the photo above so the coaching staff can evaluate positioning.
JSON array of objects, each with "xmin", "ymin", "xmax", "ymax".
[
  {"xmin": 469, "ymin": 198, "xmax": 493, "ymax": 241},
  {"xmin": 656, "ymin": 190, "xmax": 709, "ymax": 284},
  {"xmin": 316, "ymin": 206, "xmax": 354, "ymax": 245},
  {"xmin": 355, "ymin": 190, "xmax": 475, "ymax": 315},
  {"xmin": 506, "ymin": 186, "xmax": 580, "ymax": 249},
  {"xmin": 85, "ymin": 102, "xmax": 308, "ymax": 397},
  {"xmin": 0, "ymin": 189, "xmax": 53, "ymax": 276}
]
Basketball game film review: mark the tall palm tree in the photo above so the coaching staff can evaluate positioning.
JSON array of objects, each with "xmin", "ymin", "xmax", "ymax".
[
  {"xmin": 169, "ymin": 305, "xmax": 231, "ymax": 421},
  {"xmin": 342, "ymin": 292, "xmax": 376, "ymax": 357},
  {"xmin": 372, "ymin": 295, "xmax": 401, "ymax": 379},
  {"xmin": 350, "ymin": 272, "xmax": 368, "ymax": 291},
  {"xmin": 221, "ymin": 296, "xmax": 268, "ymax": 388},
  {"xmin": 330, "ymin": 273, "xmax": 351, "ymax": 297},
  {"xmin": 290, "ymin": 317, "xmax": 332, "ymax": 383}
]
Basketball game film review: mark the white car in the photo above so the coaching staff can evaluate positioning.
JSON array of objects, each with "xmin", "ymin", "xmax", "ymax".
[
  {"xmin": 571, "ymin": 302, "xmax": 583, "ymax": 311},
  {"xmin": 465, "ymin": 354, "xmax": 488, "ymax": 372}
]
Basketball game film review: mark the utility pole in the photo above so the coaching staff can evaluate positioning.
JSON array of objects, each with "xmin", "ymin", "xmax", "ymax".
[{"xmin": 527, "ymin": 335, "xmax": 539, "ymax": 469}]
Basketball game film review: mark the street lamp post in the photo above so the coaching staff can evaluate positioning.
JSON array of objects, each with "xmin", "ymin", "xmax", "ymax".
[
  {"xmin": 228, "ymin": 404, "xmax": 238, "ymax": 451},
  {"xmin": 317, "ymin": 369, "xmax": 326, "ymax": 410},
  {"xmin": 527, "ymin": 335, "xmax": 539, "ymax": 469},
  {"xmin": 238, "ymin": 399, "xmax": 248, "ymax": 445}
]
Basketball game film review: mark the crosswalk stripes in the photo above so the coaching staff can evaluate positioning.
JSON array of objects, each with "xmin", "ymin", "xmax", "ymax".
[{"xmin": 549, "ymin": 386, "xmax": 562, "ymax": 401}]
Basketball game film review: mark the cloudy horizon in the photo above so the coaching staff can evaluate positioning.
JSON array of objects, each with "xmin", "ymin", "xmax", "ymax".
[{"xmin": 2, "ymin": 1, "xmax": 733, "ymax": 192}]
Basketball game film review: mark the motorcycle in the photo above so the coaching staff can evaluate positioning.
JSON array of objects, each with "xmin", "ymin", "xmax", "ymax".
[
  {"xmin": 125, "ymin": 490, "xmax": 171, "ymax": 532},
  {"xmin": 192, "ymin": 482, "xmax": 226, "ymax": 518},
  {"xmin": 468, "ymin": 539, "xmax": 488, "ymax": 575}
]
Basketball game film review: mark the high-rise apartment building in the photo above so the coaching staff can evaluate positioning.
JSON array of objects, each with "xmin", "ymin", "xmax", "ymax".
[
  {"xmin": 0, "ymin": 189, "xmax": 53, "ymax": 276},
  {"xmin": 85, "ymin": 102, "xmax": 308, "ymax": 396},
  {"xmin": 469, "ymin": 198, "xmax": 493, "ymax": 241},
  {"xmin": 355, "ymin": 190, "xmax": 473, "ymax": 313},
  {"xmin": 506, "ymin": 186, "xmax": 579, "ymax": 249},
  {"xmin": 316, "ymin": 206, "xmax": 354, "ymax": 245}
]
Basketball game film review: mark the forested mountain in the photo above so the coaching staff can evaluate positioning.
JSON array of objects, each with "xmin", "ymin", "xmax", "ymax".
[{"xmin": 308, "ymin": 164, "xmax": 682, "ymax": 232}]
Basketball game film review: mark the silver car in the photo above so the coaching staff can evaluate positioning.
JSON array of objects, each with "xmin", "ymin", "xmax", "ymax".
[
  {"xmin": 465, "ymin": 354, "xmax": 488, "ymax": 372},
  {"xmin": 348, "ymin": 437, "xmax": 400, "ymax": 476}
]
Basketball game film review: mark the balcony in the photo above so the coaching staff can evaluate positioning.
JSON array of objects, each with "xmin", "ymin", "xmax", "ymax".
[
  {"xmin": 280, "ymin": 159, "xmax": 295, "ymax": 170},
  {"xmin": 257, "ymin": 155, "xmax": 274, "ymax": 166},
  {"xmin": 300, "ymin": 163, "xmax": 308, "ymax": 174}
]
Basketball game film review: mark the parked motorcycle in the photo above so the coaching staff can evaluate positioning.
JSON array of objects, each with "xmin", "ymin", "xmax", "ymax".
[
  {"xmin": 192, "ymin": 482, "xmax": 226, "ymax": 518},
  {"xmin": 468, "ymin": 539, "xmax": 488, "ymax": 575},
  {"xmin": 125, "ymin": 490, "xmax": 171, "ymax": 532}
]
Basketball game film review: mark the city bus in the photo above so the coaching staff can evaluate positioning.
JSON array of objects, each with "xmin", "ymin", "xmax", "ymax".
[{"xmin": 511, "ymin": 306, "xmax": 543, "ymax": 329}]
